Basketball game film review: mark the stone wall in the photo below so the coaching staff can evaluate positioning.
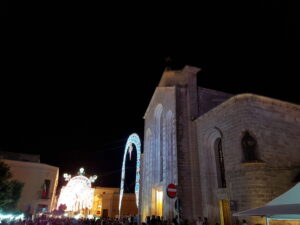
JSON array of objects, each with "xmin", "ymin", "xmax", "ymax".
[
  {"xmin": 269, "ymin": 220, "xmax": 300, "ymax": 225},
  {"xmin": 197, "ymin": 87, "xmax": 233, "ymax": 117},
  {"xmin": 175, "ymin": 68, "xmax": 201, "ymax": 221},
  {"xmin": 195, "ymin": 94, "xmax": 300, "ymax": 225},
  {"xmin": 176, "ymin": 68, "xmax": 232, "ymax": 221}
]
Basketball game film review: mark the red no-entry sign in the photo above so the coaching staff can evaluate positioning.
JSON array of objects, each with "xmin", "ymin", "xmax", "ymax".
[{"xmin": 167, "ymin": 183, "xmax": 177, "ymax": 198}]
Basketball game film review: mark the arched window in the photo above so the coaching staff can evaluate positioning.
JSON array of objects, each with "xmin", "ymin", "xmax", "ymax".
[
  {"xmin": 166, "ymin": 111, "xmax": 175, "ymax": 184},
  {"xmin": 145, "ymin": 129, "xmax": 152, "ymax": 214},
  {"xmin": 160, "ymin": 123, "xmax": 163, "ymax": 182},
  {"xmin": 242, "ymin": 131, "xmax": 258, "ymax": 162},
  {"xmin": 215, "ymin": 138, "xmax": 226, "ymax": 188},
  {"xmin": 154, "ymin": 104, "xmax": 163, "ymax": 183}
]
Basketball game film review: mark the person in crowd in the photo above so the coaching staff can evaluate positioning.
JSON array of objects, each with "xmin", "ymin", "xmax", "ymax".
[
  {"xmin": 195, "ymin": 217, "xmax": 203, "ymax": 225},
  {"xmin": 183, "ymin": 220, "xmax": 189, "ymax": 225},
  {"xmin": 146, "ymin": 216, "xmax": 150, "ymax": 225},
  {"xmin": 156, "ymin": 217, "xmax": 162, "ymax": 225},
  {"xmin": 172, "ymin": 216, "xmax": 178, "ymax": 225},
  {"xmin": 150, "ymin": 215, "xmax": 157, "ymax": 225}
]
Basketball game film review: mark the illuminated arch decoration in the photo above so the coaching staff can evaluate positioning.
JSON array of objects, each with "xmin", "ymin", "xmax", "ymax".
[
  {"xmin": 57, "ymin": 168, "xmax": 97, "ymax": 212},
  {"xmin": 119, "ymin": 133, "xmax": 141, "ymax": 213}
]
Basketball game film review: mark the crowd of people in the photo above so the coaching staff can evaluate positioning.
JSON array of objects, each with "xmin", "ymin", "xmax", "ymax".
[
  {"xmin": 142, "ymin": 215, "xmax": 219, "ymax": 225},
  {"xmin": 0, "ymin": 216, "xmax": 138, "ymax": 225},
  {"xmin": 0, "ymin": 215, "xmax": 249, "ymax": 225}
]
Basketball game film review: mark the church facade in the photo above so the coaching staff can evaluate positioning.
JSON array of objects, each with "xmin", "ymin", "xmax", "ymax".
[{"xmin": 139, "ymin": 66, "xmax": 300, "ymax": 225}]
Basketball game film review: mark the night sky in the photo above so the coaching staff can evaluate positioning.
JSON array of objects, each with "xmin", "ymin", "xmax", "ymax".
[
  {"xmin": 0, "ymin": 0, "xmax": 8, "ymax": 16},
  {"xmin": 1, "ymin": 2, "xmax": 299, "ymax": 192}
]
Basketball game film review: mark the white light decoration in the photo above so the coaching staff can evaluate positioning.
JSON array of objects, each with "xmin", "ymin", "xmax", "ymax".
[
  {"xmin": 119, "ymin": 133, "xmax": 141, "ymax": 215},
  {"xmin": 0, "ymin": 213, "xmax": 24, "ymax": 222},
  {"xmin": 57, "ymin": 168, "xmax": 97, "ymax": 212},
  {"xmin": 74, "ymin": 214, "xmax": 81, "ymax": 220},
  {"xmin": 78, "ymin": 168, "xmax": 85, "ymax": 175},
  {"xmin": 89, "ymin": 175, "xmax": 97, "ymax": 183},
  {"xmin": 63, "ymin": 173, "xmax": 71, "ymax": 181}
]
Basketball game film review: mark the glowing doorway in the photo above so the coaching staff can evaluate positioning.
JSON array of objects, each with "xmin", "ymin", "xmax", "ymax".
[
  {"xmin": 151, "ymin": 188, "xmax": 163, "ymax": 216},
  {"xmin": 156, "ymin": 190, "xmax": 163, "ymax": 217},
  {"xmin": 219, "ymin": 200, "xmax": 232, "ymax": 225}
]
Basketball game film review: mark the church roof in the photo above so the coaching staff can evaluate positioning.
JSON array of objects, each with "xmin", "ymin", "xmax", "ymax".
[{"xmin": 195, "ymin": 93, "xmax": 300, "ymax": 123}]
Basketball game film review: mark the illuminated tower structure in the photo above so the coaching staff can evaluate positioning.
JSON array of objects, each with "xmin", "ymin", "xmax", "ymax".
[
  {"xmin": 57, "ymin": 168, "xmax": 97, "ymax": 216},
  {"xmin": 140, "ymin": 66, "xmax": 233, "ymax": 222}
]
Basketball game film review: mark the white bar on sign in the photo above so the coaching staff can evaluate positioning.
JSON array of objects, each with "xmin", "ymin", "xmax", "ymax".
[{"xmin": 168, "ymin": 188, "xmax": 176, "ymax": 192}]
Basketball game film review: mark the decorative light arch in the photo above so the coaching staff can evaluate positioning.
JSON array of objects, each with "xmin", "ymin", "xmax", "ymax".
[
  {"xmin": 57, "ymin": 168, "xmax": 97, "ymax": 212},
  {"xmin": 119, "ymin": 133, "xmax": 141, "ymax": 214}
]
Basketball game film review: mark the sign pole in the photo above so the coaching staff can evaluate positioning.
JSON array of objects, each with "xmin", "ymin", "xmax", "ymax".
[
  {"xmin": 177, "ymin": 197, "xmax": 180, "ymax": 225},
  {"xmin": 167, "ymin": 184, "xmax": 178, "ymax": 224}
]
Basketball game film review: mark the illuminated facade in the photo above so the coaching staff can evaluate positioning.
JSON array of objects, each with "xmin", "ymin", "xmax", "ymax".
[
  {"xmin": 140, "ymin": 66, "xmax": 300, "ymax": 225},
  {"xmin": 57, "ymin": 168, "xmax": 97, "ymax": 214},
  {"xmin": 140, "ymin": 70, "xmax": 181, "ymax": 221},
  {"xmin": 119, "ymin": 134, "xmax": 141, "ymax": 214}
]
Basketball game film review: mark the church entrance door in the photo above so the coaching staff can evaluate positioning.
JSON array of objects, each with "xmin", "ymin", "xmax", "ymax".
[
  {"xmin": 151, "ymin": 187, "xmax": 163, "ymax": 216},
  {"xmin": 156, "ymin": 190, "xmax": 163, "ymax": 216},
  {"xmin": 219, "ymin": 200, "xmax": 232, "ymax": 225}
]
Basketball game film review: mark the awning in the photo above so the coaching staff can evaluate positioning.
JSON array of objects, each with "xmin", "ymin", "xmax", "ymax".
[
  {"xmin": 269, "ymin": 214, "xmax": 300, "ymax": 220},
  {"xmin": 233, "ymin": 204, "xmax": 300, "ymax": 217}
]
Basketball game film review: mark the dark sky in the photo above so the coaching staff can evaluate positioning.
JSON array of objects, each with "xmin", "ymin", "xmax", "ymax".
[
  {"xmin": 1, "ymin": 1, "xmax": 299, "ymax": 191},
  {"xmin": 0, "ymin": 0, "xmax": 8, "ymax": 16}
]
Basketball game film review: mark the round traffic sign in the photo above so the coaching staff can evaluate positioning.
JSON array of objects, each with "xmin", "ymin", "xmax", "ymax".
[{"xmin": 167, "ymin": 183, "xmax": 177, "ymax": 198}]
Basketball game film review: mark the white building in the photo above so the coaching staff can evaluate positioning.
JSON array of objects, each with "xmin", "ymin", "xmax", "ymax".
[{"xmin": 1, "ymin": 152, "xmax": 59, "ymax": 215}]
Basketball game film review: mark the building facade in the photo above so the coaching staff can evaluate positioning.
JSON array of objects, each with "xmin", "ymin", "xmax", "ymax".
[
  {"xmin": 91, "ymin": 187, "xmax": 137, "ymax": 218},
  {"xmin": 139, "ymin": 66, "xmax": 300, "ymax": 225},
  {"xmin": 1, "ymin": 153, "xmax": 59, "ymax": 215}
]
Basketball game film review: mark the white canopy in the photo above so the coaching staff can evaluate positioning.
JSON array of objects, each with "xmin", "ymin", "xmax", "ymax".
[
  {"xmin": 233, "ymin": 183, "xmax": 300, "ymax": 220},
  {"xmin": 267, "ymin": 183, "xmax": 300, "ymax": 206}
]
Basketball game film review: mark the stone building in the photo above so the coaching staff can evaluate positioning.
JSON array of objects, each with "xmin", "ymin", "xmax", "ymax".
[
  {"xmin": 91, "ymin": 187, "xmax": 137, "ymax": 218},
  {"xmin": 139, "ymin": 66, "xmax": 300, "ymax": 225},
  {"xmin": 0, "ymin": 152, "xmax": 59, "ymax": 215}
]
